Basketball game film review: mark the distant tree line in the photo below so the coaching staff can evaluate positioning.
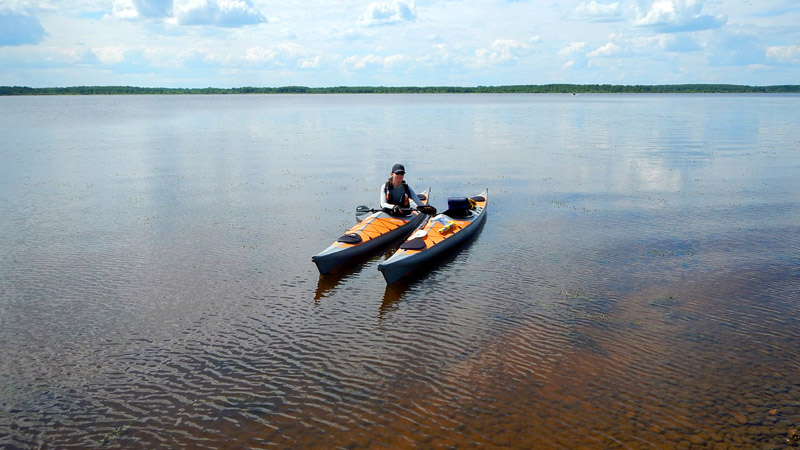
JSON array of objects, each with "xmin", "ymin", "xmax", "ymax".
[{"xmin": 1, "ymin": 84, "xmax": 799, "ymax": 95}]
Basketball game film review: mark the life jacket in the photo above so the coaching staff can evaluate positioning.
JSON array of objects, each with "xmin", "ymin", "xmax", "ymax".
[{"xmin": 384, "ymin": 180, "xmax": 411, "ymax": 207}]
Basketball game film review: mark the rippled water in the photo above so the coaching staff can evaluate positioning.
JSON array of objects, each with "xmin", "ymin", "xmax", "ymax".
[{"xmin": 1, "ymin": 94, "xmax": 799, "ymax": 448}]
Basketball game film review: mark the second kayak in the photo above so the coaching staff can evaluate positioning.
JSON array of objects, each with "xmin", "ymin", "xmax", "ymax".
[{"xmin": 378, "ymin": 189, "xmax": 488, "ymax": 283}]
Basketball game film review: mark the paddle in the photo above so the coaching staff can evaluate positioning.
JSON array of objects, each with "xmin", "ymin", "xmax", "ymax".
[
  {"xmin": 355, "ymin": 205, "xmax": 421, "ymax": 220},
  {"xmin": 355, "ymin": 205, "xmax": 381, "ymax": 216}
]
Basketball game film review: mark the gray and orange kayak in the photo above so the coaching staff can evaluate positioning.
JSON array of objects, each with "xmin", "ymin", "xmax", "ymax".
[
  {"xmin": 312, "ymin": 188, "xmax": 431, "ymax": 274},
  {"xmin": 378, "ymin": 189, "xmax": 487, "ymax": 283}
]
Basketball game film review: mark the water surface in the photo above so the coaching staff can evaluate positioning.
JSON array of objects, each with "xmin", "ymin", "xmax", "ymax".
[{"xmin": 1, "ymin": 94, "xmax": 799, "ymax": 448}]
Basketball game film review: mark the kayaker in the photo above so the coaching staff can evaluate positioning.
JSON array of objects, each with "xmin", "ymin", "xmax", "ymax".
[{"xmin": 380, "ymin": 163, "xmax": 437, "ymax": 216}]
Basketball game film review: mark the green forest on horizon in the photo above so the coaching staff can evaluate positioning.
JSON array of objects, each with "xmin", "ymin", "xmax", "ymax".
[{"xmin": 2, "ymin": 84, "xmax": 799, "ymax": 95}]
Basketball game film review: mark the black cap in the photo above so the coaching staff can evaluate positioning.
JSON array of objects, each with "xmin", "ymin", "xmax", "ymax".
[{"xmin": 392, "ymin": 163, "xmax": 405, "ymax": 174}]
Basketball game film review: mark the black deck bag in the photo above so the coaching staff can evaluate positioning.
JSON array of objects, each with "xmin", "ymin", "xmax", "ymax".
[
  {"xmin": 447, "ymin": 197, "xmax": 472, "ymax": 218},
  {"xmin": 337, "ymin": 233, "xmax": 362, "ymax": 244}
]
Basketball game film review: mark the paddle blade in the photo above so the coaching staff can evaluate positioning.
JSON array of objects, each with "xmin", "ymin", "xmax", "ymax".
[{"xmin": 355, "ymin": 205, "xmax": 378, "ymax": 220}]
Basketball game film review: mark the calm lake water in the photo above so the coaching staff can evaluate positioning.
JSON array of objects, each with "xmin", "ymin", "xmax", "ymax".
[{"xmin": 1, "ymin": 93, "xmax": 799, "ymax": 448}]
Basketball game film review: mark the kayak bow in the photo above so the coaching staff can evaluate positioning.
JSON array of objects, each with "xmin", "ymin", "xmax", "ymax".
[
  {"xmin": 312, "ymin": 188, "xmax": 431, "ymax": 274},
  {"xmin": 378, "ymin": 189, "xmax": 488, "ymax": 283}
]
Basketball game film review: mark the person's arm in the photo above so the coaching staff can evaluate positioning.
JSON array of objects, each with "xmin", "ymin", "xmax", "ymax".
[
  {"xmin": 407, "ymin": 185, "xmax": 437, "ymax": 214},
  {"xmin": 406, "ymin": 185, "xmax": 424, "ymax": 208},
  {"xmin": 380, "ymin": 183, "xmax": 394, "ymax": 210}
]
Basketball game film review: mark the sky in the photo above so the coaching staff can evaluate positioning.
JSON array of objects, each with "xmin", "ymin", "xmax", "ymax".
[{"xmin": 1, "ymin": 0, "xmax": 799, "ymax": 88}]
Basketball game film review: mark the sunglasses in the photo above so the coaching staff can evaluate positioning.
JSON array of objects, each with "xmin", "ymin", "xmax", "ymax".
[{"xmin": 394, "ymin": 171, "xmax": 405, "ymax": 175}]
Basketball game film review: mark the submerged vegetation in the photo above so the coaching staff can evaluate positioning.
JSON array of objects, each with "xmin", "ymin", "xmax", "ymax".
[{"xmin": 2, "ymin": 84, "xmax": 800, "ymax": 95}]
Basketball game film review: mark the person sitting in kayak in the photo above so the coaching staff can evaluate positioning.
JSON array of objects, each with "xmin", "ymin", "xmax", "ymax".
[{"xmin": 380, "ymin": 163, "xmax": 436, "ymax": 216}]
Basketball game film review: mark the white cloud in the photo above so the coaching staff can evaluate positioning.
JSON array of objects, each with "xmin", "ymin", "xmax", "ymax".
[
  {"xmin": 175, "ymin": 0, "xmax": 265, "ymax": 27},
  {"xmin": 113, "ymin": 0, "xmax": 143, "ymax": 19},
  {"xmin": 1, "ymin": 0, "xmax": 798, "ymax": 87},
  {"xmin": 765, "ymin": 45, "xmax": 800, "ymax": 65},
  {"xmin": 417, "ymin": 43, "xmax": 468, "ymax": 67},
  {"xmin": 61, "ymin": 46, "xmax": 101, "ymax": 64},
  {"xmin": 573, "ymin": 1, "xmax": 624, "ymax": 22},
  {"xmin": 298, "ymin": 56, "xmax": 320, "ymax": 69},
  {"xmin": 635, "ymin": 0, "xmax": 725, "ymax": 32},
  {"xmin": 345, "ymin": 53, "xmax": 408, "ymax": 70},
  {"xmin": 245, "ymin": 46, "xmax": 277, "ymax": 63},
  {"xmin": 657, "ymin": 33, "xmax": 701, "ymax": 51},
  {"xmin": 559, "ymin": 42, "xmax": 588, "ymax": 56},
  {"xmin": 345, "ymin": 54, "xmax": 380, "ymax": 70},
  {"xmin": 559, "ymin": 42, "xmax": 590, "ymax": 69},
  {"xmin": 80, "ymin": 42, "xmax": 322, "ymax": 73},
  {"xmin": 92, "ymin": 46, "xmax": 128, "ymax": 64},
  {"xmin": 475, "ymin": 39, "xmax": 532, "ymax": 65},
  {"xmin": 245, "ymin": 43, "xmax": 321, "ymax": 68},
  {"xmin": 588, "ymin": 41, "xmax": 622, "ymax": 57},
  {"xmin": 113, "ymin": 0, "xmax": 266, "ymax": 27},
  {"xmin": 360, "ymin": 0, "xmax": 416, "ymax": 26}
]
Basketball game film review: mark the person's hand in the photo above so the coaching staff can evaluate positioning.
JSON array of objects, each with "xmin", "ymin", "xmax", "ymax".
[{"xmin": 392, "ymin": 205, "xmax": 403, "ymax": 215}]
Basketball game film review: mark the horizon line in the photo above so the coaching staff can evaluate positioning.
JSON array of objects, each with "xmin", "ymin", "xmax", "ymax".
[{"xmin": 2, "ymin": 84, "xmax": 800, "ymax": 95}]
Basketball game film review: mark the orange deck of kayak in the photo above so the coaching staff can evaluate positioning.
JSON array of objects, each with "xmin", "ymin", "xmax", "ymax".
[
  {"xmin": 334, "ymin": 215, "xmax": 416, "ymax": 249},
  {"xmin": 399, "ymin": 196, "xmax": 487, "ymax": 254}
]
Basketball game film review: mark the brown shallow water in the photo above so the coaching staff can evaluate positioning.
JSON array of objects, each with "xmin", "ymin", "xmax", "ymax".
[{"xmin": 1, "ymin": 94, "xmax": 799, "ymax": 448}]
